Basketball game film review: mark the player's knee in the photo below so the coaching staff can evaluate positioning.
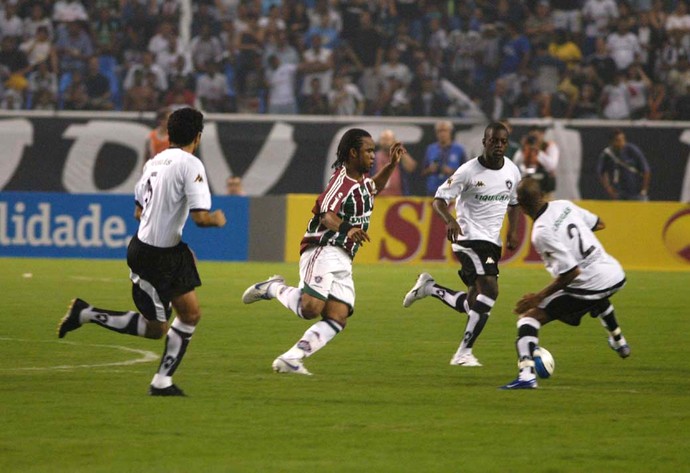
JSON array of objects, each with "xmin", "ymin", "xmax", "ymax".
[
  {"xmin": 145, "ymin": 321, "xmax": 167, "ymax": 339},
  {"xmin": 300, "ymin": 295, "xmax": 325, "ymax": 319}
]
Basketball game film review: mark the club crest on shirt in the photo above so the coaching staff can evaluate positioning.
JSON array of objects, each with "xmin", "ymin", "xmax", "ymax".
[
  {"xmin": 195, "ymin": 174, "xmax": 204, "ymax": 182},
  {"xmin": 446, "ymin": 177, "xmax": 454, "ymax": 185},
  {"xmin": 506, "ymin": 180, "xmax": 513, "ymax": 189}
]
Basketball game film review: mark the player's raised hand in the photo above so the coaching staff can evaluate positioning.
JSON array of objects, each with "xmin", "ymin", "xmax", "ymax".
[
  {"xmin": 389, "ymin": 142, "xmax": 405, "ymax": 166},
  {"xmin": 446, "ymin": 219, "xmax": 462, "ymax": 242},
  {"xmin": 514, "ymin": 293, "xmax": 540, "ymax": 314},
  {"xmin": 347, "ymin": 227, "xmax": 371, "ymax": 245}
]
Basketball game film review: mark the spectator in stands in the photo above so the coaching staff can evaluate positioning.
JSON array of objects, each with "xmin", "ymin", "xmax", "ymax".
[
  {"xmin": 196, "ymin": 60, "xmax": 233, "ymax": 113},
  {"xmin": 582, "ymin": 0, "xmax": 619, "ymax": 56},
  {"xmin": 265, "ymin": 54, "xmax": 299, "ymax": 114},
  {"xmin": 601, "ymin": 69, "xmax": 631, "ymax": 119},
  {"xmin": 0, "ymin": 2, "xmax": 24, "ymax": 39},
  {"xmin": 123, "ymin": 70, "xmax": 158, "ymax": 111},
  {"xmin": 302, "ymin": 77, "xmax": 329, "ymax": 115},
  {"xmin": 586, "ymin": 36, "xmax": 617, "ymax": 85},
  {"xmin": 190, "ymin": 22, "xmax": 223, "ymax": 74},
  {"xmin": 0, "ymin": 35, "xmax": 30, "ymax": 95},
  {"xmin": 305, "ymin": 12, "xmax": 339, "ymax": 50},
  {"xmin": 55, "ymin": 20, "xmax": 93, "ymax": 74},
  {"xmin": 571, "ymin": 82, "xmax": 601, "ymax": 118},
  {"xmin": 551, "ymin": 0, "xmax": 583, "ymax": 38},
  {"xmin": 156, "ymin": 35, "xmax": 192, "ymax": 79},
  {"xmin": 52, "ymin": 0, "xmax": 89, "ymax": 23},
  {"xmin": 28, "ymin": 60, "xmax": 57, "ymax": 108},
  {"xmin": 549, "ymin": 29, "xmax": 583, "ymax": 69},
  {"xmin": 328, "ymin": 74, "xmax": 364, "ymax": 116},
  {"xmin": 528, "ymin": 126, "xmax": 560, "ymax": 177},
  {"xmin": 626, "ymin": 64, "xmax": 653, "ymax": 119},
  {"xmin": 410, "ymin": 75, "xmax": 448, "ymax": 117},
  {"xmin": 299, "ymin": 34, "xmax": 334, "ymax": 106},
  {"xmin": 19, "ymin": 25, "xmax": 57, "ymax": 71},
  {"xmin": 91, "ymin": 6, "xmax": 121, "ymax": 56},
  {"xmin": 379, "ymin": 46, "xmax": 413, "ymax": 91},
  {"xmin": 262, "ymin": 29, "xmax": 299, "ymax": 68},
  {"xmin": 163, "ymin": 75, "xmax": 196, "ymax": 108},
  {"xmin": 597, "ymin": 129, "xmax": 651, "ymax": 200},
  {"xmin": 422, "ymin": 120, "xmax": 467, "ymax": 196},
  {"xmin": 63, "ymin": 69, "xmax": 88, "ymax": 109},
  {"xmin": 123, "ymin": 51, "xmax": 167, "ymax": 94},
  {"xmin": 235, "ymin": 10, "xmax": 264, "ymax": 96},
  {"xmin": 84, "ymin": 56, "xmax": 113, "ymax": 110},
  {"xmin": 647, "ymin": 81, "xmax": 672, "ymax": 119},
  {"xmin": 674, "ymin": 83, "xmax": 690, "ymax": 119},
  {"xmin": 147, "ymin": 21, "xmax": 175, "ymax": 58},
  {"xmin": 525, "ymin": 1, "xmax": 556, "ymax": 48},
  {"xmin": 666, "ymin": 53, "xmax": 690, "ymax": 97},
  {"xmin": 665, "ymin": 0, "xmax": 690, "ymax": 50},
  {"xmin": 349, "ymin": 11, "xmax": 384, "ymax": 111},
  {"xmin": 606, "ymin": 19, "xmax": 641, "ymax": 71},
  {"xmin": 23, "ymin": 4, "xmax": 53, "ymax": 41}
]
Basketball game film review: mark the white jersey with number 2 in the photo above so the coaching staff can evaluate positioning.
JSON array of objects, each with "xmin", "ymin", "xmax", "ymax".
[
  {"xmin": 134, "ymin": 148, "xmax": 212, "ymax": 248},
  {"xmin": 531, "ymin": 200, "xmax": 625, "ymax": 294}
]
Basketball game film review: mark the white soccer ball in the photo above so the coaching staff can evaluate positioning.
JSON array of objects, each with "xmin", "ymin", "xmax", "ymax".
[{"xmin": 533, "ymin": 346, "xmax": 555, "ymax": 379}]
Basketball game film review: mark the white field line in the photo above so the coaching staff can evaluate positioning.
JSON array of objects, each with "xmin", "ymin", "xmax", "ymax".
[{"xmin": 0, "ymin": 337, "xmax": 158, "ymax": 371}]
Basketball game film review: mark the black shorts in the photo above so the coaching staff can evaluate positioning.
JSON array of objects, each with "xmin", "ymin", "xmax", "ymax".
[
  {"xmin": 453, "ymin": 240, "xmax": 502, "ymax": 287},
  {"xmin": 540, "ymin": 279, "xmax": 626, "ymax": 326},
  {"xmin": 127, "ymin": 235, "xmax": 201, "ymax": 322}
]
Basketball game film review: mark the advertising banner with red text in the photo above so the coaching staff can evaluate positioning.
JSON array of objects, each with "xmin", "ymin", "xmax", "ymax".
[{"xmin": 285, "ymin": 195, "xmax": 690, "ymax": 271}]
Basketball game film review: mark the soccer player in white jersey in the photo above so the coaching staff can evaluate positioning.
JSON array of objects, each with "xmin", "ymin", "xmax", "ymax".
[
  {"xmin": 242, "ymin": 129, "xmax": 406, "ymax": 375},
  {"xmin": 58, "ymin": 108, "xmax": 227, "ymax": 396},
  {"xmin": 501, "ymin": 178, "xmax": 630, "ymax": 390},
  {"xmin": 403, "ymin": 122, "xmax": 521, "ymax": 367}
]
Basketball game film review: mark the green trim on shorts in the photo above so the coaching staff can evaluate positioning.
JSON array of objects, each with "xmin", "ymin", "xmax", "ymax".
[{"xmin": 303, "ymin": 283, "xmax": 327, "ymax": 301}]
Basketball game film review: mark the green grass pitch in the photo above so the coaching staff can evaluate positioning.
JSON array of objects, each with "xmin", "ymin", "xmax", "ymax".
[{"xmin": 2, "ymin": 257, "xmax": 688, "ymax": 473}]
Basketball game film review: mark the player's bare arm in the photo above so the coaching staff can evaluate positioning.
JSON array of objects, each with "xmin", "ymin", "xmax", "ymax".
[
  {"xmin": 134, "ymin": 204, "xmax": 142, "ymax": 221},
  {"xmin": 506, "ymin": 204, "xmax": 521, "ymax": 250},
  {"xmin": 190, "ymin": 209, "xmax": 227, "ymax": 227},
  {"xmin": 320, "ymin": 210, "xmax": 370, "ymax": 245},
  {"xmin": 593, "ymin": 219, "xmax": 606, "ymax": 231},
  {"xmin": 432, "ymin": 197, "xmax": 461, "ymax": 242},
  {"xmin": 514, "ymin": 266, "xmax": 581, "ymax": 314},
  {"xmin": 371, "ymin": 142, "xmax": 405, "ymax": 191}
]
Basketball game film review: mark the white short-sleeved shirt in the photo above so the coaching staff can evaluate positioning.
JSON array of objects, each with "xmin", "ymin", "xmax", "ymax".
[
  {"xmin": 434, "ymin": 156, "xmax": 521, "ymax": 248},
  {"xmin": 134, "ymin": 148, "xmax": 212, "ymax": 248},
  {"xmin": 531, "ymin": 200, "xmax": 625, "ymax": 293}
]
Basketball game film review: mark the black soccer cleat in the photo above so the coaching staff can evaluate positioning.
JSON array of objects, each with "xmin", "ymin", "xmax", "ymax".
[
  {"xmin": 148, "ymin": 384, "xmax": 187, "ymax": 397},
  {"xmin": 58, "ymin": 298, "xmax": 89, "ymax": 338}
]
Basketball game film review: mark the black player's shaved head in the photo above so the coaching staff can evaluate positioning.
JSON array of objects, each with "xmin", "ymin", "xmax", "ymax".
[{"xmin": 517, "ymin": 178, "xmax": 545, "ymax": 218}]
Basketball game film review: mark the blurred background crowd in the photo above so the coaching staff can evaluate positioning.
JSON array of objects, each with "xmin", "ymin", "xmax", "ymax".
[{"xmin": 2, "ymin": 0, "xmax": 690, "ymax": 120}]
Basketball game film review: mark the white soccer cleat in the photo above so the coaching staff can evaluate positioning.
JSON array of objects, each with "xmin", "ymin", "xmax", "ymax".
[
  {"xmin": 450, "ymin": 352, "xmax": 483, "ymax": 367},
  {"xmin": 241, "ymin": 275, "xmax": 285, "ymax": 304},
  {"xmin": 402, "ymin": 273, "xmax": 435, "ymax": 308},
  {"xmin": 272, "ymin": 356, "xmax": 312, "ymax": 376}
]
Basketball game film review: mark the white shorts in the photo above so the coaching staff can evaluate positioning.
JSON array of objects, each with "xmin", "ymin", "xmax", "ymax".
[{"xmin": 299, "ymin": 245, "xmax": 355, "ymax": 310}]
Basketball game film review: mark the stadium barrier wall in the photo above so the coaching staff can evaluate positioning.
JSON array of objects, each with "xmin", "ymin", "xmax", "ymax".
[
  {"xmin": 0, "ymin": 192, "xmax": 249, "ymax": 261},
  {"xmin": 1, "ymin": 112, "xmax": 690, "ymax": 201},
  {"xmin": 285, "ymin": 195, "xmax": 690, "ymax": 271}
]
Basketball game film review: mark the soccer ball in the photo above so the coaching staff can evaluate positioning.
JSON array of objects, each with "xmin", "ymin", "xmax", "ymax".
[{"xmin": 533, "ymin": 346, "xmax": 555, "ymax": 379}]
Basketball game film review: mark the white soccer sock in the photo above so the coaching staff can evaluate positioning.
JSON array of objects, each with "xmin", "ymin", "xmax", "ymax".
[
  {"xmin": 282, "ymin": 319, "xmax": 343, "ymax": 360},
  {"xmin": 275, "ymin": 284, "xmax": 303, "ymax": 318}
]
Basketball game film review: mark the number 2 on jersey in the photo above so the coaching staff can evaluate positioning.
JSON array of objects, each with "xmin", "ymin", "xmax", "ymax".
[{"xmin": 567, "ymin": 223, "xmax": 595, "ymax": 258}]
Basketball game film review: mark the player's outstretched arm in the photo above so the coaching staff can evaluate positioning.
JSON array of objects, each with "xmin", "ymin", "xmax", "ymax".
[
  {"xmin": 514, "ymin": 266, "xmax": 581, "ymax": 314},
  {"xmin": 190, "ymin": 209, "xmax": 227, "ymax": 227}
]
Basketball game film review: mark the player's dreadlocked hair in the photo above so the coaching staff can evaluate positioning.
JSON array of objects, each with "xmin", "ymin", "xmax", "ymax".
[{"xmin": 332, "ymin": 128, "xmax": 372, "ymax": 169}]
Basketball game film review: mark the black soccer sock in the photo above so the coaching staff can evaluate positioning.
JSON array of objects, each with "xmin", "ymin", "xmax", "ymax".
[
  {"xmin": 430, "ymin": 283, "xmax": 468, "ymax": 313},
  {"xmin": 516, "ymin": 317, "xmax": 540, "ymax": 379},
  {"xmin": 458, "ymin": 294, "xmax": 494, "ymax": 351},
  {"xmin": 153, "ymin": 318, "xmax": 195, "ymax": 384},
  {"xmin": 83, "ymin": 304, "xmax": 146, "ymax": 337},
  {"xmin": 597, "ymin": 303, "xmax": 623, "ymax": 341}
]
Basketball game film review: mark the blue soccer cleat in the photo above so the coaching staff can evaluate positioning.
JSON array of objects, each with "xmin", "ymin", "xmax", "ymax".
[{"xmin": 500, "ymin": 378, "xmax": 538, "ymax": 390}]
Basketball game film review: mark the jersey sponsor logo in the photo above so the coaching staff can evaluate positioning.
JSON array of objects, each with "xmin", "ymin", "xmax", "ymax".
[
  {"xmin": 474, "ymin": 194, "xmax": 509, "ymax": 202},
  {"xmin": 194, "ymin": 174, "xmax": 204, "ymax": 183}
]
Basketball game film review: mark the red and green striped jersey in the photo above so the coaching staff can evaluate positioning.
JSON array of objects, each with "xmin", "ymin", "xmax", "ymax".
[{"xmin": 300, "ymin": 166, "xmax": 376, "ymax": 258}]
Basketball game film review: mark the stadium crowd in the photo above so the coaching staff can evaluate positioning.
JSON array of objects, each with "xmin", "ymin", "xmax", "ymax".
[{"xmin": 1, "ymin": 0, "xmax": 690, "ymax": 120}]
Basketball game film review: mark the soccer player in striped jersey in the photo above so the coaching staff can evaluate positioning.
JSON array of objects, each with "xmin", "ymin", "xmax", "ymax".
[
  {"xmin": 501, "ymin": 178, "xmax": 630, "ymax": 390},
  {"xmin": 242, "ymin": 128, "xmax": 406, "ymax": 375},
  {"xmin": 58, "ymin": 108, "xmax": 227, "ymax": 396},
  {"xmin": 403, "ymin": 122, "xmax": 521, "ymax": 367}
]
